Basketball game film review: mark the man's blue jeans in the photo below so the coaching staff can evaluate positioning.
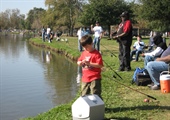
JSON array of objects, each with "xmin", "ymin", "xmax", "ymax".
[
  {"xmin": 146, "ymin": 61, "xmax": 168, "ymax": 85},
  {"xmin": 130, "ymin": 49, "xmax": 142, "ymax": 61},
  {"xmin": 78, "ymin": 39, "xmax": 82, "ymax": 52},
  {"xmin": 42, "ymin": 33, "xmax": 45, "ymax": 42},
  {"xmin": 93, "ymin": 37, "xmax": 100, "ymax": 51},
  {"xmin": 144, "ymin": 55, "xmax": 155, "ymax": 68}
]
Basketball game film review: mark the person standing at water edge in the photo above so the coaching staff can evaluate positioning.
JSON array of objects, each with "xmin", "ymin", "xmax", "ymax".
[
  {"xmin": 112, "ymin": 11, "xmax": 133, "ymax": 71},
  {"xmin": 91, "ymin": 21, "xmax": 103, "ymax": 51},
  {"xmin": 46, "ymin": 26, "xmax": 51, "ymax": 43},
  {"xmin": 77, "ymin": 27, "xmax": 84, "ymax": 52},
  {"xmin": 42, "ymin": 26, "xmax": 46, "ymax": 42},
  {"xmin": 77, "ymin": 35, "xmax": 104, "ymax": 99}
]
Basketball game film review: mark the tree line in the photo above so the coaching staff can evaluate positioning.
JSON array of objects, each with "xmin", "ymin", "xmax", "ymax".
[{"xmin": 0, "ymin": 0, "xmax": 169, "ymax": 36}]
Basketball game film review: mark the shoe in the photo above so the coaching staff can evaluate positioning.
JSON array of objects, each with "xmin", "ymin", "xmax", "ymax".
[
  {"xmin": 125, "ymin": 67, "xmax": 131, "ymax": 71},
  {"xmin": 147, "ymin": 83, "xmax": 154, "ymax": 88},
  {"xmin": 125, "ymin": 68, "xmax": 131, "ymax": 71},
  {"xmin": 119, "ymin": 68, "xmax": 124, "ymax": 71},
  {"xmin": 150, "ymin": 85, "xmax": 160, "ymax": 90}
]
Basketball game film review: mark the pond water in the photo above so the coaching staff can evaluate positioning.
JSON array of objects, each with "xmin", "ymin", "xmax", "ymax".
[{"xmin": 0, "ymin": 34, "xmax": 81, "ymax": 120}]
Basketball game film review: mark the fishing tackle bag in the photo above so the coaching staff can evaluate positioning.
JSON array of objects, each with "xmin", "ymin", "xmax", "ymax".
[{"xmin": 132, "ymin": 67, "xmax": 152, "ymax": 86}]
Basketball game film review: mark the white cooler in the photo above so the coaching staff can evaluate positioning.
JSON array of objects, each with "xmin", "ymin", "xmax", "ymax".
[{"xmin": 71, "ymin": 94, "xmax": 105, "ymax": 120}]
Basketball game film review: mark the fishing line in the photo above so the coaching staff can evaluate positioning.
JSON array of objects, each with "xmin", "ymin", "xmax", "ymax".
[
  {"xmin": 100, "ymin": 44, "xmax": 117, "ymax": 57},
  {"xmin": 110, "ymin": 75, "xmax": 157, "ymax": 100},
  {"xmin": 103, "ymin": 60, "xmax": 123, "ymax": 80},
  {"xmin": 100, "ymin": 44, "xmax": 122, "ymax": 79},
  {"xmin": 103, "ymin": 60, "xmax": 157, "ymax": 100}
]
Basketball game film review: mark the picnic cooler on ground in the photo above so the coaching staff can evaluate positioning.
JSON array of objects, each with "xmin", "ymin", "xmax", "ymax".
[
  {"xmin": 71, "ymin": 94, "xmax": 105, "ymax": 120},
  {"xmin": 160, "ymin": 71, "xmax": 170, "ymax": 93}
]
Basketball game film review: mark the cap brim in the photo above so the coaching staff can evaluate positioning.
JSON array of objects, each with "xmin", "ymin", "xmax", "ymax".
[{"xmin": 120, "ymin": 15, "xmax": 125, "ymax": 17}]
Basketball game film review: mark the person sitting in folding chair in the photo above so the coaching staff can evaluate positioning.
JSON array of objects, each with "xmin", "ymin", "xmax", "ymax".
[
  {"xmin": 141, "ymin": 35, "xmax": 167, "ymax": 68},
  {"xmin": 130, "ymin": 35, "xmax": 145, "ymax": 61}
]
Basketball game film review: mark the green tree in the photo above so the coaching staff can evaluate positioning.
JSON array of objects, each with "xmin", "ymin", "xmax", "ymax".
[
  {"xmin": 45, "ymin": 0, "xmax": 85, "ymax": 36},
  {"xmin": 0, "ymin": 10, "xmax": 10, "ymax": 29},
  {"xmin": 10, "ymin": 9, "xmax": 20, "ymax": 29},
  {"xmin": 0, "ymin": 9, "xmax": 25, "ymax": 30},
  {"xmin": 19, "ymin": 14, "xmax": 26, "ymax": 29},
  {"xmin": 139, "ymin": 0, "xmax": 170, "ymax": 32},
  {"xmin": 79, "ymin": 0, "xmax": 132, "ymax": 35},
  {"xmin": 26, "ymin": 7, "xmax": 46, "ymax": 30}
]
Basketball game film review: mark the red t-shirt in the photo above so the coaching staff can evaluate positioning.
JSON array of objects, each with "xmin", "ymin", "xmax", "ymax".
[
  {"xmin": 118, "ymin": 20, "xmax": 132, "ymax": 33},
  {"xmin": 78, "ymin": 49, "xmax": 103, "ymax": 82},
  {"xmin": 123, "ymin": 20, "xmax": 132, "ymax": 33}
]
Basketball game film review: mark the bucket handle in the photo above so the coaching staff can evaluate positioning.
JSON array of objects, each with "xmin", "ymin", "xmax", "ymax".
[{"xmin": 160, "ymin": 71, "xmax": 170, "ymax": 75}]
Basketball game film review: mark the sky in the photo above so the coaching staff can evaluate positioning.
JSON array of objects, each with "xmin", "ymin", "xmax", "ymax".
[
  {"xmin": 0, "ymin": 0, "xmax": 133, "ymax": 16},
  {"xmin": 0, "ymin": 0, "xmax": 47, "ymax": 16}
]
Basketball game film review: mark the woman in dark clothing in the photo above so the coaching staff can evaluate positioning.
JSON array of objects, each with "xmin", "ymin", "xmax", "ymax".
[{"xmin": 141, "ymin": 35, "xmax": 167, "ymax": 68}]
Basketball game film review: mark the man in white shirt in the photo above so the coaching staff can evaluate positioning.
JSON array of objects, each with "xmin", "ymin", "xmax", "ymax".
[
  {"xmin": 91, "ymin": 21, "xmax": 103, "ymax": 51},
  {"xmin": 130, "ymin": 35, "xmax": 145, "ymax": 61},
  {"xmin": 46, "ymin": 26, "xmax": 51, "ymax": 43},
  {"xmin": 77, "ymin": 27, "xmax": 84, "ymax": 52}
]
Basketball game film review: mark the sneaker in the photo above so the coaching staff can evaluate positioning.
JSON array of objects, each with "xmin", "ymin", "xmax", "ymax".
[
  {"xmin": 125, "ymin": 67, "xmax": 131, "ymax": 71},
  {"xmin": 147, "ymin": 83, "xmax": 154, "ymax": 88},
  {"xmin": 125, "ymin": 68, "xmax": 131, "ymax": 71},
  {"xmin": 119, "ymin": 68, "xmax": 124, "ymax": 71},
  {"xmin": 150, "ymin": 85, "xmax": 160, "ymax": 90}
]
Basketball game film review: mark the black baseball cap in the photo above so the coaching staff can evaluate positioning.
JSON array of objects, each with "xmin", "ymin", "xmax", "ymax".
[
  {"xmin": 120, "ymin": 11, "xmax": 129, "ymax": 17},
  {"xmin": 95, "ymin": 21, "xmax": 99, "ymax": 24}
]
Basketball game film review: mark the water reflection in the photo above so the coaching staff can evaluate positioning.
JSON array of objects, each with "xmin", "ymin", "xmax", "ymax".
[
  {"xmin": 41, "ymin": 50, "xmax": 52, "ymax": 63},
  {"xmin": 76, "ymin": 66, "xmax": 82, "ymax": 85},
  {"xmin": 0, "ymin": 33, "xmax": 79, "ymax": 120}
]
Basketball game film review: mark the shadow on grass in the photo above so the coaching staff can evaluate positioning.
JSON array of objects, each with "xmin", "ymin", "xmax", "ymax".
[
  {"xmin": 105, "ymin": 105, "xmax": 170, "ymax": 113},
  {"xmin": 103, "ymin": 105, "xmax": 170, "ymax": 120},
  {"xmin": 104, "ymin": 117, "xmax": 136, "ymax": 120}
]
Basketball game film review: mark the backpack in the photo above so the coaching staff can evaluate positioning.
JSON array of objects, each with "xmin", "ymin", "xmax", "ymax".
[{"xmin": 132, "ymin": 67, "xmax": 152, "ymax": 86}]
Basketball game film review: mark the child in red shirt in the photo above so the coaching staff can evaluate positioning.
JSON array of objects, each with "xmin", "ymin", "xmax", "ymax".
[{"xmin": 77, "ymin": 35, "xmax": 104, "ymax": 99}]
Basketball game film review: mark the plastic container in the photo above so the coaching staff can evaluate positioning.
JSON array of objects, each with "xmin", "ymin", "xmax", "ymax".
[
  {"xmin": 72, "ymin": 94, "xmax": 105, "ymax": 120},
  {"xmin": 160, "ymin": 71, "xmax": 170, "ymax": 93}
]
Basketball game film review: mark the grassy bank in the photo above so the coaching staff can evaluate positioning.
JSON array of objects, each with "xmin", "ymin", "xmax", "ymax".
[{"xmin": 22, "ymin": 36, "xmax": 170, "ymax": 120}]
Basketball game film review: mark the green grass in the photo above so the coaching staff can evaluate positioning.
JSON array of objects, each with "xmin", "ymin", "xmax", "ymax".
[{"xmin": 22, "ymin": 36, "xmax": 170, "ymax": 120}]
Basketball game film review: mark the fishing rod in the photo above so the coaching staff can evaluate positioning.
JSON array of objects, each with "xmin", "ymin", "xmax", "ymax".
[
  {"xmin": 100, "ymin": 45, "xmax": 122, "ymax": 80},
  {"xmin": 103, "ymin": 60, "xmax": 157, "ymax": 100},
  {"xmin": 103, "ymin": 74, "xmax": 157, "ymax": 100},
  {"xmin": 103, "ymin": 60, "xmax": 123, "ymax": 80},
  {"xmin": 100, "ymin": 44, "xmax": 117, "ymax": 57}
]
